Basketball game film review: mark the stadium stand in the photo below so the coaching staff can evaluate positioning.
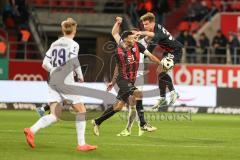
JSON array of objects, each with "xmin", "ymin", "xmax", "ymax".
[{"xmin": 0, "ymin": 0, "xmax": 240, "ymax": 64}]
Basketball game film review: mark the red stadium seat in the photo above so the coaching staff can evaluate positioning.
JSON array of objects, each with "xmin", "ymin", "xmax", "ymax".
[
  {"xmin": 83, "ymin": 0, "xmax": 96, "ymax": 13},
  {"xmin": 144, "ymin": 0, "xmax": 153, "ymax": 12},
  {"xmin": 190, "ymin": 22, "xmax": 200, "ymax": 31},
  {"xmin": 60, "ymin": 0, "xmax": 74, "ymax": 12},
  {"xmin": 35, "ymin": 0, "xmax": 47, "ymax": 6},
  {"xmin": 178, "ymin": 21, "xmax": 190, "ymax": 31},
  {"xmin": 0, "ymin": 42, "xmax": 7, "ymax": 55},
  {"xmin": 5, "ymin": 17, "xmax": 15, "ymax": 28},
  {"xmin": 20, "ymin": 30, "xmax": 31, "ymax": 42}
]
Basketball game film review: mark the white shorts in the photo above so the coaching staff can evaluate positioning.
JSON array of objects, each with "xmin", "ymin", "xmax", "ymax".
[{"xmin": 48, "ymin": 85, "xmax": 82, "ymax": 105}]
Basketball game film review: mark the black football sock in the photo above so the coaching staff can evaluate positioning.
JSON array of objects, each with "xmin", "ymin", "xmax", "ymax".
[
  {"xmin": 165, "ymin": 74, "xmax": 174, "ymax": 92},
  {"xmin": 158, "ymin": 72, "xmax": 167, "ymax": 98},
  {"xmin": 43, "ymin": 105, "xmax": 50, "ymax": 112},
  {"xmin": 136, "ymin": 100, "xmax": 146, "ymax": 127},
  {"xmin": 95, "ymin": 106, "xmax": 117, "ymax": 126}
]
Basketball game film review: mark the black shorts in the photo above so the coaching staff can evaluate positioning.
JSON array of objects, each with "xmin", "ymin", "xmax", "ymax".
[{"xmin": 116, "ymin": 77, "xmax": 137, "ymax": 103}]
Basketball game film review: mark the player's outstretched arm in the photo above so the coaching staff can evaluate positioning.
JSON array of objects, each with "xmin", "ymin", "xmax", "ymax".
[
  {"xmin": 140, "ymin": 31, "xmax": 155, "ymax": 38},
  {"xmin": 107, "ymin": 64, "xmax": 119, "ymax": 91},
  {"xmin": 42, "ymin": 49, "xmax": 53, "ymax": 72},
  {"xmin": 111, "ymin": 17, "xmax": 122, "ymax": 45},
  {"xmin": 144, "ymin": 50, "xmax": 161, "ymax": 65}
]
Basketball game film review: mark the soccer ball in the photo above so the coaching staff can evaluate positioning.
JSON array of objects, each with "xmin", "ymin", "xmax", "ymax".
[{"xmin": 161, "ymin": 57, "xmax": 174, "ymax": 71}]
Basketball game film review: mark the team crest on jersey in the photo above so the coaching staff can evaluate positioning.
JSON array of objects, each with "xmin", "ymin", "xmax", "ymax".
[
  {"xmin": 132, "ymin": 48, "xmax": 136, "ymax": 52},
  {"xmin": 127, "ymin": 55, "xmax": 135, "ymax": 64}
]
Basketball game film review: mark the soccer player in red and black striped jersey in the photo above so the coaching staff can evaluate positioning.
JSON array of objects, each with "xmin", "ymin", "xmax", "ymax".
[
  {"xmin": 91, "ymin": 17, "xmax": 161, "ymax": 136},
  {"xmin": 136, "ymin": 12, "xmax": 183, "ymax": 108}
]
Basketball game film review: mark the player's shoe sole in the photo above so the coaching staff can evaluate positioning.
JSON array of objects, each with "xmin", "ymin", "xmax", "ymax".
[
  {"xmin": 77, "ymin": 144, "xmax": 97, "ymax": 151},
  {"xmin": 91, "ymin": 120, "xmax": 100, "ymax": 136},
  {"xmin": 24, "ymin": 128, "xmax": 35, "ymax": 148}
]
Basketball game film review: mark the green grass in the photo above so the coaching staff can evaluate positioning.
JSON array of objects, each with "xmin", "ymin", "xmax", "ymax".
[{"xmin": 0, "ymin": 110, "xmax": 240, "ymax": 160}]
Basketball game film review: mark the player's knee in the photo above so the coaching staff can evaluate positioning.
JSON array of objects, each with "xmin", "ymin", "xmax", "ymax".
[
  {"xmin": 133, "ymin": 90, "xmax": 143, "ymax": 99},
  {"xmin": 76, "ymin": 112, "xmax": 86, "ymax": 121},
  {"xmin": 128, "ymin": 95, "xmax": 136, "ymax": 106},
  {"xmin": 50, "ymin": 102, "xmax": 62, "ymax": 118},
  {"xmin": 113, "ymin": 101, "xmax": 124, "ymax": 111},
  {"xmin": 72, "ymin": 103, "xmax": 86, "ymax": 113}
]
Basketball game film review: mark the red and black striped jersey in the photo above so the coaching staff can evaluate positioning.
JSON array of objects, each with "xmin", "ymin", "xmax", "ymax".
[{"xmin": 115, "ymin": 42, "xmax": 146, "ymax": 83}]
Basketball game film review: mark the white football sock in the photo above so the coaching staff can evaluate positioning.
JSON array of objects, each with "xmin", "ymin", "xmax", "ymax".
[
  {"xmin": 170, "ymin": 90, "xmax": 176, "ymax": 94},
  {"xmin": 126, "ymin": 106, "xmax": 136, "ymax": 132},
  {"xmin": 76, "ymin": 113, "xmax": 86, "ymax": 146},
  {"xmin": 30, "ymin": 114, "xmax": 57, "ymax": 134}
]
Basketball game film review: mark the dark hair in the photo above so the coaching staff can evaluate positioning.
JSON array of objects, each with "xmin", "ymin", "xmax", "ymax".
[{"xmin": 121, "ymin": 31, "xmax": 133, "ymax": 40}]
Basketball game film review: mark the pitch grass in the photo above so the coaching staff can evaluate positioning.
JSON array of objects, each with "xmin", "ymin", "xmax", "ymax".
[{"xmin": 0, "ymin": 110, "xmax": 240, "ymax": 160}]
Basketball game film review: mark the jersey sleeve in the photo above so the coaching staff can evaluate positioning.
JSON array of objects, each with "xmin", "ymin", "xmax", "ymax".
[
  {"xmin": 137, "ymin": 42, "xmax": 147, "ymax": 53},
  {"xmin": 45, "ymin": 47, "xmax": 52, "ymax": 59},
  {"xmin": 69, "ymin": 43, "xmax": 79, "ymax": 58},
  {"xmin": 42, "ymin": 46, "xmax": 53, "ymax": 72}
]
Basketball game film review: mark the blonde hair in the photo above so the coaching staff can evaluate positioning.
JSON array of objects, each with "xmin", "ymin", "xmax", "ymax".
[
  {"xmin": 140, "ymin": 12, "xmax": 155, "ymax": 23},
  {"xmin": 61, "ymin": 18, "xmax": 77, "ymax": 35}
]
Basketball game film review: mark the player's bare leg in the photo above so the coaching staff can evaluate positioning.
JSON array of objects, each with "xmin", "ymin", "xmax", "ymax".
[
  {"xmin": 117, "ymin": 96, "xmax": 136, "ymax": 136},
  {"xmin": 92, "ymin": 101, "xmax": 125, "ymax": 136},
  {"xmin": 73, "ymin": 103, "xmax": 97, "ymax": 151},
  {"xmin": 118, "ymin": 90, "xmax": 157, "ymax": 136}
]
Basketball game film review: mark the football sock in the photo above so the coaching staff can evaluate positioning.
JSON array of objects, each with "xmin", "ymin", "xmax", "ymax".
[
  {"xmin": 126, "ymin": 106, "xmax": 137, "ymax": 132},
  {"xmin": 165, "ymin": 74, "xmax": 174, "ymax": 92},
  {"xmin": 43, "ymin": 105, "xmax": 50, "ymax": 112},
  {"xmin": 95, "ymin": 106, "xmax": 116, "ymax": 126},
  {"xmin": 158, "ymin": 72, "xmax": 167, "ymax": 97},
  {"xmin": 136, "ymin": 100, "xmax": 146, "ymax": 127},
  {"xmin": 30, "ymin": 114, "xmax": 57, "ymax": 134},
  {"xmin": 76, "ymin": 113, "xmax": 86, "ymax": 146}
]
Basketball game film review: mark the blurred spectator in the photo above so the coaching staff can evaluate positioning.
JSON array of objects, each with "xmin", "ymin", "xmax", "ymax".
[
  {"xmin": 9, "ymin": 0, "xmax": 29, "ymax": 27},
  {"xmin": 176, "ymin": 30, "xmax": 196, "ymax": 63},
  {"xmin": 128, "ymin": 0, "xmax": 139, "ymax": 27},
  {"xmin": 198, "ymin": 32, "xmax": 210, "ymax": 63},
  {"xmin": 0, "ymin": 0, "xmax": 7, "ymax": 14},
  {"xmin": 186, "ymin": 31, "xmax": 197, "ymax": 63},
  {"xmin": 199, "ymin": 1, "xmax": 209, "ymax": 20},
  {"xmin": 186, "ymin": 0, "xmax": 202, "ymax": 21},
  {"xmin": 104, "ymin": 1, "xmax": 124, "ymax": 13},
  {"xmin": 2, "ymin": 3, "xmax": 15, "ymax": 28},
  {"xmin": 228, "ymin": 32, "xmax": 239, "ymax": 63},
  {"xmin": 212, "ymin": 30, "xmax": 227, "ymax": 64},
  {"xmin": 152, "ymin": 0, "xmax": 170, "ymax": 25},
  {"xmin": 175, "ymin": 0, "xmax": 181, "ymax": 8},
  {"xmin": 0, "ymin": 36, "xmax": 7, "ymax": 57}
]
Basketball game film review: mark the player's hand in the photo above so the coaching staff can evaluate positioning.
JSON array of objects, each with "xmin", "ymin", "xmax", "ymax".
[
  {"xmin": 132, "ymin": 30, "xmax": 142, "ymax": 36},
  {"xmin": 116, "ymin": 17, "xmax": 123, "ymax": 24},
  {"xmin": 106, "ymin": 82, "xmax": 114, "ymax": 91}
]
